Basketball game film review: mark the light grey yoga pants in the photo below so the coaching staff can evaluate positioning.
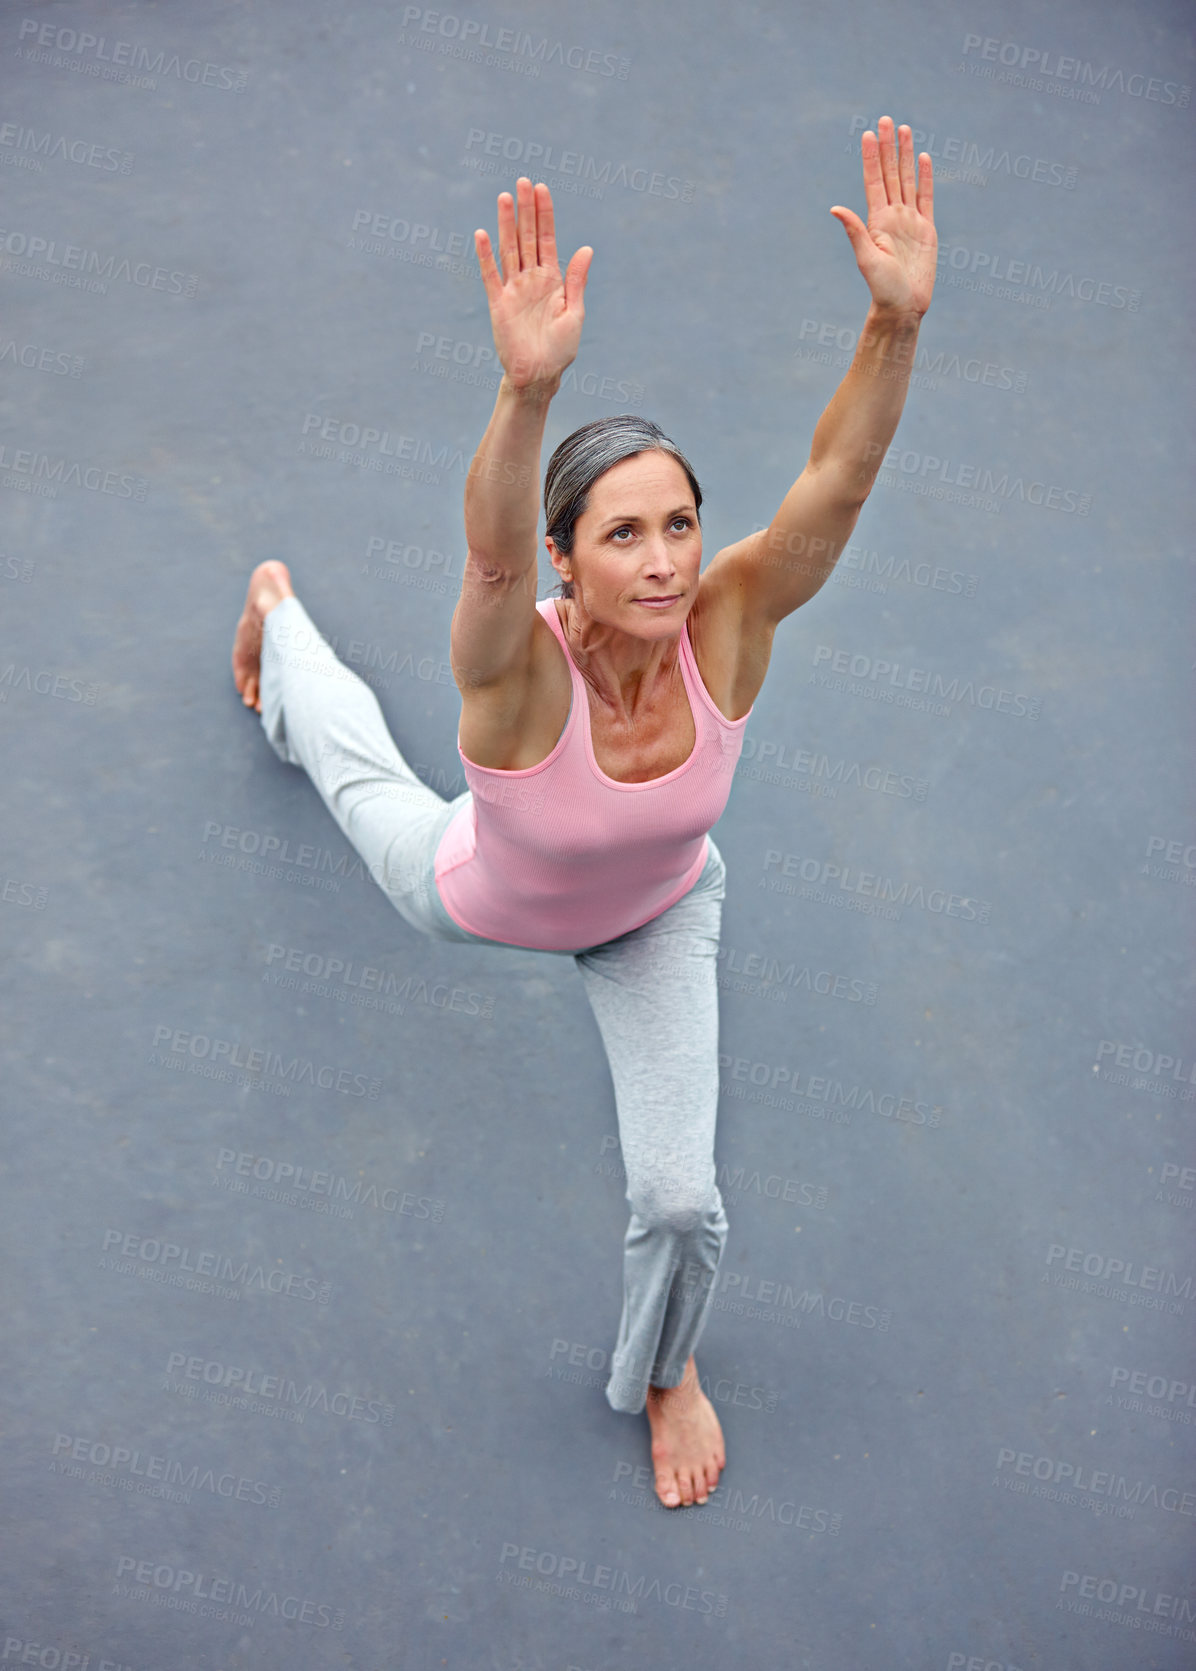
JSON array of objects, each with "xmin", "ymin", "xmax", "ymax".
[{"xmin": 258, "ymin": 594, "xmax": 729, "ymax": 1415}]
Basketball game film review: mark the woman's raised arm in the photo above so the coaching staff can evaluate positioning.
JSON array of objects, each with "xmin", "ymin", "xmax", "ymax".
[
  {"xmin": 463, "ymin": 179, "xmax": 592, "ymax": 578},
  {"xmin": 705, "ymin": 116, "xmax": 937, "ymax": 627},
  {"xmin": 450, "ymin": 179, "xmax": 592, "ymax": 695}
]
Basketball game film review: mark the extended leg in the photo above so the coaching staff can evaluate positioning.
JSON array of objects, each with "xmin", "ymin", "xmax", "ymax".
[{"xmin": 236, "ymin": 568, "xmax": 473, "ymax": 943}]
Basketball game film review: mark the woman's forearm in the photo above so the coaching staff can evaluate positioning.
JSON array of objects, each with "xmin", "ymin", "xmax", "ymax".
[
  {"xmin": 464, "ymin": 374, "xmax": 560, "ymax": 575},
  {"xmin": 807, "ymin": 303, "xmax": 923, "ymax": 502}
]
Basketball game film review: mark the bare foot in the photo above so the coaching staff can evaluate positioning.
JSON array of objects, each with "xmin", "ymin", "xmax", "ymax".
[
  {"xmin": 232, "ymin": 560, "xmax": 295, "ymax": 713},
  {"xmin": 644, "ymin": 1355, "xmax": 726, "ymax": 1508}
]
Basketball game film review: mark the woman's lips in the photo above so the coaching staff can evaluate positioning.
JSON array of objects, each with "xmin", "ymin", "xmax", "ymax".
[{"xmin": 635, "ymin": 596, "xmax": 679, "ymax": 609}]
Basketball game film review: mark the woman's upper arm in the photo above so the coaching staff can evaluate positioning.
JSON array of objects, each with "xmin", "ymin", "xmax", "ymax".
[{"xmin": 448, "ymin": 551, "xmax": 540, "ymax": 693}]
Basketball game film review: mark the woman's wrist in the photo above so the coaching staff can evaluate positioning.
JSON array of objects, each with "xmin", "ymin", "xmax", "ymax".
[{"xmin": 499, "ymin": 368, "xmax": 563, "ymax": 405}]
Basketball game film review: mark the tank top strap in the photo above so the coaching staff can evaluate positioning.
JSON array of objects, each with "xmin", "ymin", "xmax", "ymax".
[
  {"xmin": 537, "ymin": 596, "xmax": 580, "ymax": 679},
  {"xmin": 677, "ymin": 613, "xmax": 751, "ymax": 735}
]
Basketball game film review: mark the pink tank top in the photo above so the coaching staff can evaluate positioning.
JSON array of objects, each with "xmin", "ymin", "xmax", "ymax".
[{"xmin": 433, "ymin": 598, "xmax": 751, "ymax": 951}]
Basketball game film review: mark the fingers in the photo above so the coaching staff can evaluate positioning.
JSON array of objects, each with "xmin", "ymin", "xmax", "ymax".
[
  {"xmin": 916, "ymin": 149, "xmax": 934, "ymax": 223},
  {"xmin": 473, "ymin": 228, "xmax": 502, "ymax": 303},
  {"xmin": 515, "ymin": 176, "xmax": 537, "ymax": 269},
  {"xmin": 564, "ymin": 244, "xmax": 593, "ymax": 314},
  {"xmin": 896, "ymin": 124, "xmax": 916, "ymax": 205},
  {"xmin": 860, "ymin": 117, "xmax": 933, "ymax": 220},
  {"xmin": 829, "ymin": 204, "xmax": 868, "ymax": 251},
  {"xmin": 876, "ymin": 115, "xmax": 900, "ymax": 203},
  {"xmin": 534, "ymin": 181, "xmax": 559, "ymax": 271},
  {"xmin": 860, "ymin": 129, "xmax": 886, "ymax": 221},
  {"xmin": 495, "ymin": 188, "xmax": 518, "ymax": 282},
  {"xmin": 482, "ymin": 178, "xmax": 565, "ymax": 287}
]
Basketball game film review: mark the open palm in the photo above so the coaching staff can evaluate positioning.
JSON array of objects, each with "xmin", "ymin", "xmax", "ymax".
[
  {"xmin": 831, "ymin": 116, "xmax": 937, "ymax": 316},
  {"xmin": 475, "ymin": 179, "xmax": 593, "ymax": 389}
]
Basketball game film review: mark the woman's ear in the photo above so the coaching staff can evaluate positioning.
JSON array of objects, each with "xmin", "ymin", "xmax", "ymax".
[{"xmin": 545, "ymin": 535, "xmax": 571, "ymax": 587}]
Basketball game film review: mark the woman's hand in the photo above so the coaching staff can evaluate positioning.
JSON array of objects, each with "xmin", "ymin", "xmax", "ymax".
[
  {"xmin": 830, "ymin": 116, "xmax": 937, "ymax": 317},
  {"xmin": 474, "ymin": 178, "xmax": 593, "ymax": 390}
]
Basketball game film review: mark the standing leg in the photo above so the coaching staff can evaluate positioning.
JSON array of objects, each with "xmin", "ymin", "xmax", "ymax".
[{"xmin": 573, "ymin": 839, "xmax": 730, "ymax": 1505}]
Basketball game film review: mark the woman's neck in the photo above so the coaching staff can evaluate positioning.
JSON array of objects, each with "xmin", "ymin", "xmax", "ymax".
[{"xmin": 555, "ymin": 596, "xmax": 685, "ymax": 720}]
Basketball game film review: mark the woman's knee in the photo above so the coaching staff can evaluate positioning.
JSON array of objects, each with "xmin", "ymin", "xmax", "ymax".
[{"xmin": 626, "ymin": 1175, "xmax": 724, "ymax": 1237}]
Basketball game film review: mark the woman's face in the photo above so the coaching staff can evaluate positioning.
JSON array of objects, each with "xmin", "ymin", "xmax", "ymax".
[{"xmin": 546, "ymin": 451, "xmax": 701, "ymax": 637}]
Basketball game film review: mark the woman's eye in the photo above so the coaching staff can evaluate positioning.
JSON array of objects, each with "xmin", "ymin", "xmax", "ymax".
[{"xmin": 611, "ymin": 519, "xmax": 689, "ymax": 541}]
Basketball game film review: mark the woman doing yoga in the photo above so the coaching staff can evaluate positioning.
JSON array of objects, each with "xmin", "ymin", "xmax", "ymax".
[{"xmin": 231, "ymin": 116, "xmax": 937, "ymax": 1509}]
